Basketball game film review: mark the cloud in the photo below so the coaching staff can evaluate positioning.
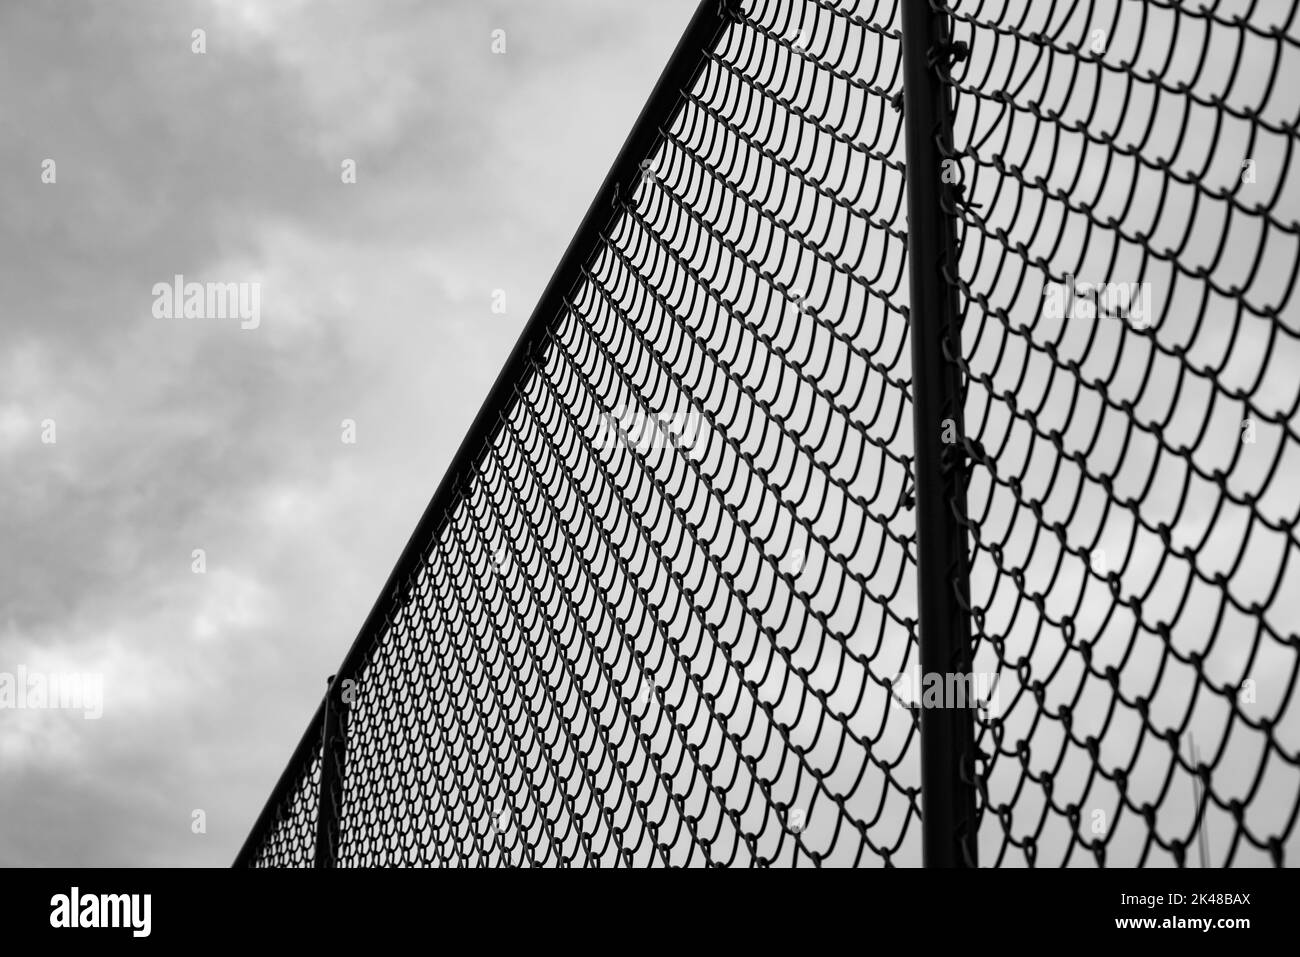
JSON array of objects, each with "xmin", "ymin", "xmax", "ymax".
[{"xmin": 0, "ymin": 0, "xmax": 699, "ymax": 865}]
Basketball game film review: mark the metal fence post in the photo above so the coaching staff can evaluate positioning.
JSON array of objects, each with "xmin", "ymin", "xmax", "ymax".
[
  {"xmin": 899, "ymin": 0, "xmax": 980, "ymax": 867},
  {"xmin": 315, "ymin": 674, "xmax": 346, "ymax": 868}
]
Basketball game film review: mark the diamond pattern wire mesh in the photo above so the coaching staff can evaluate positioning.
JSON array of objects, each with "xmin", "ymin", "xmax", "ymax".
[
  {"xmin": 237, "ymin": 0, "xmax": 1300, "ymax": 868},
  {"xmin": 246, "ymin": 744, "xmax": 319, "ymax": 869},
  {"xmin": 939, "ymin": 0, "xmax": 1300, "ymax": 865}
]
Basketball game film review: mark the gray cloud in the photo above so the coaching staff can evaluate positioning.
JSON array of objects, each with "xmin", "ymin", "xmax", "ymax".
[{"xmin": 0, "ymin": 0, "xmax": 698, "ymax": 866}]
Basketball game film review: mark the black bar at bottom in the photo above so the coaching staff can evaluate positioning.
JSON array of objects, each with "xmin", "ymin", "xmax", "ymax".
[{"xmin": 6, "ymin": 867, "xmax": 1277, "ymax": 941}]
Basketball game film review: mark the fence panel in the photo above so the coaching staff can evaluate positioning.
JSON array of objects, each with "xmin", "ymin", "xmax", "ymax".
[{"xmin": 938, "ymin": 0, "xmax": 1300, "ymax": 866}]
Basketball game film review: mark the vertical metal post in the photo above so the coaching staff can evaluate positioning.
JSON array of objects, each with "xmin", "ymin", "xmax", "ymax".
[
  {"xmin": 315, "ymin": 674, "xmax": 345, "ymax": 868},
  {"xmin": 899, "ymin": 0, "xmax": 979, "ymax": 867}
]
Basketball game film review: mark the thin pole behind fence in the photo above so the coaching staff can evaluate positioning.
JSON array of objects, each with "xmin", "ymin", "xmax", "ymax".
[
  {"xmin": 315, "ymin": 674, "xmax": 346, "ymax": 868},
  {"xmin": 898, "ymin": 0, "xmax": 979, "ymax": 868}
]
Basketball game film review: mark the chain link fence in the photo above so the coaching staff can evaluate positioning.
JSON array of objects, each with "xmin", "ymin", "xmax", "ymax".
[
  {"xmin": 236, "ymin": 0, "xmax": 1300, "ymax": 868},
  {"xmin": 937, "ymin": 0, "xmax": 1300, "ymax": 867}
]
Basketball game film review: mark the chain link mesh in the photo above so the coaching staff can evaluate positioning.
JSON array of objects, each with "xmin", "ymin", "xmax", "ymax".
[
  {"xmin": 238, "ymin": 0, "xmax": 1300, "ymax": 868},
  {"xmin": 246, "ymin": 743, "xmax": 319, "ymax": 869},
  {"xmin": 937, "ymin": 0, "xmax": 1300, "ymax": 866}
]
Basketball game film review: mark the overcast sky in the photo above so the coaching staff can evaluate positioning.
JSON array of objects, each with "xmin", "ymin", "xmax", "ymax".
[{"xmin": 0, "ymin": 0, "xmax": 698, "ymax": 866}]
